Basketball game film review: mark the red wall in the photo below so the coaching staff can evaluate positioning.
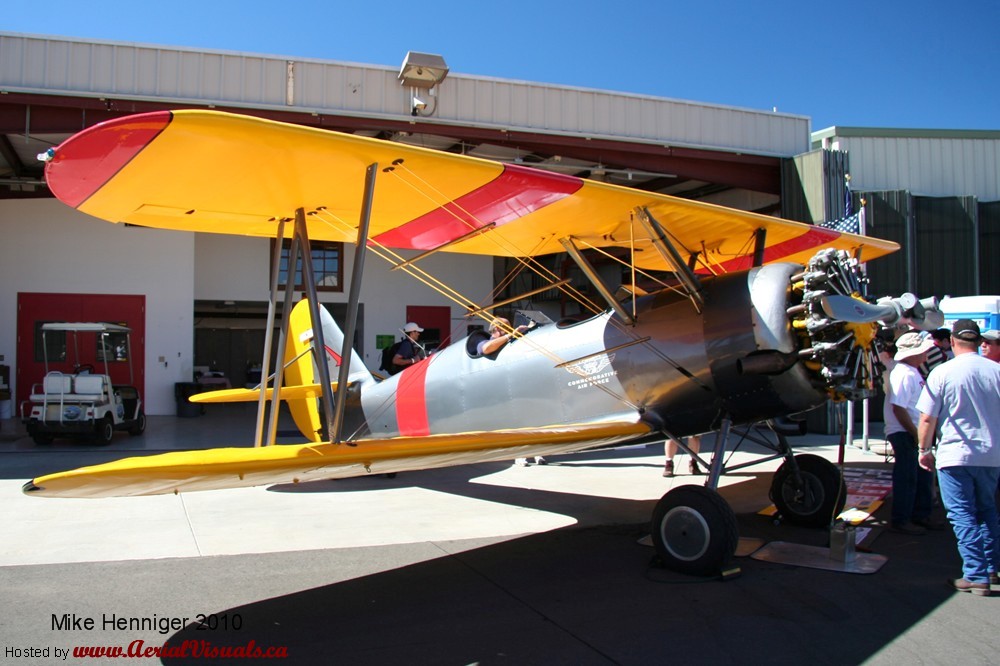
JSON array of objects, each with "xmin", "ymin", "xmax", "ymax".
[{"xmin": 16, "ymin": 293, "xmax": 145, "ymax": 407}]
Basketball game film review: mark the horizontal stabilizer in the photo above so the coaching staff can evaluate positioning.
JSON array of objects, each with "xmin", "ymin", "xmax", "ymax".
[
  {"xmin": 23, "ymin": 420, "xmax": 651, "ymax": 498},
  {"xmin": 189, "ymin": 383, "xmax": 339, "ymax": 404}
]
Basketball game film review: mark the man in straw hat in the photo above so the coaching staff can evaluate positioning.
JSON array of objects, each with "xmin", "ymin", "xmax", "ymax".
[
  {"xmin": 917, "ymin": 319, "xmax": 1000, "ymax": 596},
  {"xmin": 884, "ymin": 331, "xmax": 939, "ymax": 535}
]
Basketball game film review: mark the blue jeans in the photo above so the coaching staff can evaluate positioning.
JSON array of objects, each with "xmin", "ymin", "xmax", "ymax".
[
  {"xmin": 937, "ymin": 466, "xmax": 1000, "ymax": 584},
  {"xmin": 887, "ymin": 431, "xmax": 933, "ymax": 525}
]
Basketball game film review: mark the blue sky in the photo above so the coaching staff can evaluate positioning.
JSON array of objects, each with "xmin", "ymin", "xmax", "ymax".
[{"xmin": 7, "ymin": 0, "xmax": 998, "ymax": 132}]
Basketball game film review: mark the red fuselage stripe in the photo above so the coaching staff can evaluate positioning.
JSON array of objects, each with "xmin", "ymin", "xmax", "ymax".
[
  {"xmin": 395, "ymin": 356, "xmax": 434, "ymax": 436},
  {"xmin": 45, "ymin": 111, "xmax": 173, "ymax": 209},
  {"xmin": 372, "ymin": 163, "xmax": 583, "ymax": 250}
]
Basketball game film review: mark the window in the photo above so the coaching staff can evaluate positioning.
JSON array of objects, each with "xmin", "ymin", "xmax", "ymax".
[
  {"xmin": 272, "ymin": 240, "xmax": 344, "ymax": 293},
  {"xmin": 34, "ymin": 323, "xmax": 66, "ymax": 363},
  {"xmin": 96, "ymin": 328, "xmax": 129, "ymax": 362}
]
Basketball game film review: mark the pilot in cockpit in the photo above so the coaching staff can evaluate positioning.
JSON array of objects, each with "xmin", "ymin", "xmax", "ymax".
[{"xmin": 476, "ymin": 317, "xmax": 531, "ymax": 357}]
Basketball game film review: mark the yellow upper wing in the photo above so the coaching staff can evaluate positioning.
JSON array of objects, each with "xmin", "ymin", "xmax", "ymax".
[{"xmin": 45, "ymin": 110, "xmax": 897, "ymax": 271}]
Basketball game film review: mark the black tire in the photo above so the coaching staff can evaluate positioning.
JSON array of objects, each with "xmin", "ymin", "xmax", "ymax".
[
  {"xmin": 769, "ymin": 454, "xmax": 846, "ymax": 528},
  {"xmin": 94, "ymin": 415, "xmax": 114, "ymax": 445},
  {"xmin": 128, "ymin": 410, "xmax": 146, "ymax": 436},
  {"xmin": 651, "ymin": 485, "xmax": 739, "ymax": 576},
  {"xmin": 32, "ymin": 433, "xmax": 54, "ymax": 445}
]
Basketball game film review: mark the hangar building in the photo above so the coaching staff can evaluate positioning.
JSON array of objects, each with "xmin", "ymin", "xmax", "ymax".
[{"xmin": 0, "ymin": 32, "xmax": 997, "ymax": 416}]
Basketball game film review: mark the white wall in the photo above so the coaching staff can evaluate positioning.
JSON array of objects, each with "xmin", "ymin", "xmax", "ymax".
[
  {"xmin": 0, "ymin": 199, "xmax": 194, "ymax": 415},
  {"xmin": 0, "ymin": 200, "xmax": 493, "ymax": 416},
  {"xmin": 194, "ymin": 233, "xmax": 271, "ymax": 301}
]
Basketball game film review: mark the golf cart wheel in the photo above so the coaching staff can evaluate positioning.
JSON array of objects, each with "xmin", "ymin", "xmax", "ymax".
[
  {"xmin": 651, "ymin": 485, "xmax": 739, "ymax": 577},
  {"xmin": 94, "ymin": 416, "xmax": 114, "ymax": 445},
  {"xmin": 32, "ymin": 433, "xmax": 53, "ymax": 445},
  {"xmin": 769, "ymin": 454, "xmax": 846, "ymax": 527},
  {"xmin": 128, "ymin": 410, "xmax": 146, "ymax": 436}
]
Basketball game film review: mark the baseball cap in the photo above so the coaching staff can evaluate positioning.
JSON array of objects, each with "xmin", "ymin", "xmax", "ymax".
[
  {"xmin": 951, "ymin": 318, "xmax": 982, "ymax": 342},
  {"xmin": 983, "ymin": 330, "xmax": 999, "ymax": 342},
  {"xmin": 894, "ymin": 331, "xmax": 935, "ymax": 361},
  {"xmin": 929, "ymin": 328, "xmax": 951, "ymax": 341},
  {"xmin": 403, "ymin": 322, "xmax": 424, "ymax": 333}
]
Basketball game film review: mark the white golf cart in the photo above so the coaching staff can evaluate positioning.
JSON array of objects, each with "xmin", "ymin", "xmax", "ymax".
[{"xmin": 21, "ymin": 322, "xmax": 145, "ymax": 445}]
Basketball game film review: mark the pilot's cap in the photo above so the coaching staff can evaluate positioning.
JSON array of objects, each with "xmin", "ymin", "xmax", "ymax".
[{"xmin": 403, "ymin": 322, "xmax": 424, "ymax": 333}]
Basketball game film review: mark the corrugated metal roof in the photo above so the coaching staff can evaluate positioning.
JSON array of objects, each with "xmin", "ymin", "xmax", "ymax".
[{"xmin": 0, "ymin": 31, "xmax": 809, "ymax": 158}]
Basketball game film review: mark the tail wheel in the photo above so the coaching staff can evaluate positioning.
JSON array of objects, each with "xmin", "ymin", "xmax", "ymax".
[
  {"xmin": 94, "ymin": 415, "xmax": 114, "ymax": 445},
  {"xmin": 769, "ymin": 453, "xmax": 846, "ymax": 527},
  {"xmin": 651, "ymin": 485, "xmax": 739, "ymax": 577}
]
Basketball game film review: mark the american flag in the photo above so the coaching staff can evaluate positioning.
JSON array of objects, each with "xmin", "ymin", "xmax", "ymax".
[
  {"xmin": 820, "ymin": 175, "xmax": 864, "ymax": 235},
  {"xmin": 821, "ymin": 211, "xmax": 862, "ymax": 234}
]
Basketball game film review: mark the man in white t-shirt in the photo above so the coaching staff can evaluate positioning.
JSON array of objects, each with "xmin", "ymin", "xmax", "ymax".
[
  {"xmin": 917, "ymin": 319, "xmax": 1000, "ymax": 597},
  {"xmin": 883, "ymin": 331, "xmax": 937, "ymax": 535}
]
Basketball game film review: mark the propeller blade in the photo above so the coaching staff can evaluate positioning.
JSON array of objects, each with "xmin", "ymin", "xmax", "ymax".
[
  {"xmin": 819, "ymin": 295, "xmax": 894, "ymax": 323},
  {"xmin": 820, "ymin": 294, "xmax": 945, "ymax": 331}
]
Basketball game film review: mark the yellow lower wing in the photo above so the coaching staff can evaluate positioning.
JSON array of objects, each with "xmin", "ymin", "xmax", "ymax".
[{"xmin": 24, "ymin": 421, "xmax": 652, "ymax": 498}]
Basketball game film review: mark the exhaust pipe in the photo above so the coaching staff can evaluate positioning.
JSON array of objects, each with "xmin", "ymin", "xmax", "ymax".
[{"xmin": 737, "ymin": 350, "xmax": 809, "ymax": 376}]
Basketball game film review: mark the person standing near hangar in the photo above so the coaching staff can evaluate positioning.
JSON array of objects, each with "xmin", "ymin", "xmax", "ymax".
[{"xmin": 916, "ymin": 319, "xmax": 1000, "ymax": 597}]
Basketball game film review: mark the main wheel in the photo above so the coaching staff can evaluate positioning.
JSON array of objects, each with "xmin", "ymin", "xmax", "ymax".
[
  {"xmin": 769, "ymin": 454, "xmax": 846, "ymax": 527},
  {"xmin": 651, "ymin": 486, "xmax": 739, "ymax": 576},
  {"xmin": 94, "ymin": 415, "xmax": 114, "ymax": 445}
]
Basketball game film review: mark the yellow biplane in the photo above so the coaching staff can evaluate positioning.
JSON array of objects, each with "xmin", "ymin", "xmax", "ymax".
[{"xmin": 26, "ymin": 110, "xmax": 939, "ymax": 575}]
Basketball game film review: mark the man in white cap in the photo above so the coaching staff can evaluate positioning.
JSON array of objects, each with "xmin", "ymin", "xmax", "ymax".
[
  {"xmin": 883, "ymin": 331, "xmax": 938, "ymax": 535},
  {"xmin": 392, "ymin": 322, "xmax": 426, "ymax": 372},
  {"xmin": 981, "ymin": 330, "xmax": 1000, "ymax": 363},
  {"xmin": 917, "ymin": 319, "xmax": 1000, "ymax": 597}
]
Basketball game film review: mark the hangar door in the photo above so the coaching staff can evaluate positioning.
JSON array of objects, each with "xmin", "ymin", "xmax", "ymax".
[{"xmin": 16, "ymin": 293, "xmax": 146, "ymax": 408}]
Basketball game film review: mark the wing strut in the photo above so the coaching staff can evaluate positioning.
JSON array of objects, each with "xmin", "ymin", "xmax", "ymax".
[
  {"xmin": 635, "ymin": 207, "xmax": 704, "ymax": 313},
  {"xmin": 330, "ymin": 163, "xmax": 377, "ymax": 444},
  {"xmin": 254, "ymin": 217, "xmax": 287, "ymax": 447},
  {"xmin": 753, "ymin": 228, "xmax": 767, "ymax": 267},
  {"xmin": 258, "ymin": 218, "xmax": 301, "ymax": 446},
  {"xmin": 296, "ymin": 208, "xmax": 338, "ymax": 442},
  {"xmin": 559, "ymin": 237, "xmax": 634, "ymax": 326}
]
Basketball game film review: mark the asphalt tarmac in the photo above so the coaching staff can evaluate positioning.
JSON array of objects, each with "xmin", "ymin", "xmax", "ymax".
[{"xmin": 2, "ymin": 406, "xmax": 998, "ymax": 665}]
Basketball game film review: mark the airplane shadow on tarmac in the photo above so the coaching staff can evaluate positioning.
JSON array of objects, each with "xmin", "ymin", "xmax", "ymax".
[{"xmin": 159, "ymin": 460, "xmax": 980, "ymax": 666}]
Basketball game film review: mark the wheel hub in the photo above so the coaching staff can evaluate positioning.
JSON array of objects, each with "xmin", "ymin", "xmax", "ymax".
[{"xmin": 660, "ymin": 506, "xmax": 710, "ymax": 561}]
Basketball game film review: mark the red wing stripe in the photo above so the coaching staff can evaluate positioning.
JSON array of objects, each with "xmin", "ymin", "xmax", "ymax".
[
  {"xmin": 372, "ymin": 163, "xmax": 583, "ymax": 251},
  {"xmin": 45, "ymin": 111, "xmax": 173, "ymax": 209},
  {"xmin": 702, "ymin": 227, "xmax": 846, "ymax": 273},
  {"xmin": 395, "ymin": 355, "xmax": 434, "ymax": 436}
]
